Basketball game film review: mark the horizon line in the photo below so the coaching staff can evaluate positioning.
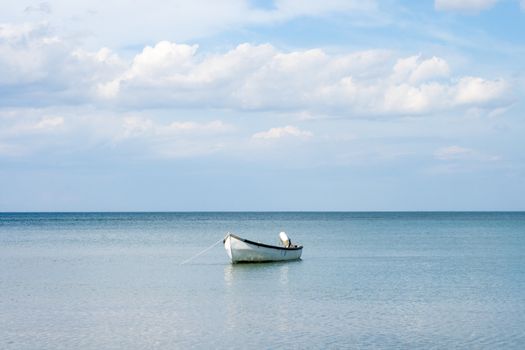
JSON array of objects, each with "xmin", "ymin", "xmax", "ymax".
[{"xmin": 1, "ymin": 210, "xmax": 524, "ymax": 214}]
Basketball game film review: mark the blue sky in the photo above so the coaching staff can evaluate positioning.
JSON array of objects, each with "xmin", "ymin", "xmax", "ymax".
[{"xmin": 0, "ymin": 0, "xmax": 524, "ymax": 211}]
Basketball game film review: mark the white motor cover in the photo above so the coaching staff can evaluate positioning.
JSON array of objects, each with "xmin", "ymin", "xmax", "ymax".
[{"xmin": 279, "ymin": 231, "xmax": 290, "ymax": 247}]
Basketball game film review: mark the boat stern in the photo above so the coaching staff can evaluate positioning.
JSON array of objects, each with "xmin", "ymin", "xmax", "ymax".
[{"xmin": 223, "ymin": 233, "xmax": 233, "ymax": 262}]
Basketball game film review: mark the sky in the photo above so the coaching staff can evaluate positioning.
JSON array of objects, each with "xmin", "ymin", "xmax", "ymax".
[{"xmin": 0, "ymin": 0, "xmax": 524, "ymax": 211}]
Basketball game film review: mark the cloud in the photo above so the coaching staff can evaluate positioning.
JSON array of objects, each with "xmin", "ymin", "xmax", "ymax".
[
  {"xmin": 24, "ymin": 2, "xmax": 52, "ymax": 14},
  {"xmin": 454, "ymin": 77, "xmax": 508, "ymax": 106},
  {"xmin": 33, "ymin": 116, "xmax": 64, "ymax": 130},
  {"xmin": 0, "ymin": 23, "xmax": 126, "ymax": 106},
  {"xmin": 252, "ymin": 126, "xmax": 313, "ymax": 139},
  {"xmin": 113, "ymin": 116, "xmax": 233, "ymax": 158},
  {"xmin": 117, "ymin": 117, "xmax": 232, "ymax": 140},
  {"xmin": 391, "ymin": 55, "xmax": 450, "ymax": 84},
  {"xmin": 434, "ymin": 145, "xmax": 500, "ymax": 161},
  {"xmin": 0, "ymin": 22, "xmax": 59, "ymax": 85},
  {"xmin": 1, "ymin": 0, "xmax": 377, "ymax": 49},
  {"xmin": 0, "ymin": 24, "xmax": 511, "ymax": 116},
  {"xmin": 434, "ymin": 0, "xmax": 499, "ymax": 12},
  {"xmin": 2, "ymin": 116, "xmax": 64, "ymax": 135},
  {"xmin": 97, "ymin": 42, "xmax": 509, "ymax": 116},
  {"xmin": 0, "ymin": 112, "xmax": 68, "ymax": 157},
  {"xmin": 434, "ymin": 145, "xmax": 473, "ymax": 160},
  {"xmin": 128, "ymin": 41, "xmax": 198, "ymax": 82},
  {"xmin": 0, "ymin": 106, "xmax": 234, "ymax": 159}
]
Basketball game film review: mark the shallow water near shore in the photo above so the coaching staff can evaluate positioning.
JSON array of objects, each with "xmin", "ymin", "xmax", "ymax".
[{"xmin": 1, "ymin": 212, "xmax": 525, "ymax": 349}]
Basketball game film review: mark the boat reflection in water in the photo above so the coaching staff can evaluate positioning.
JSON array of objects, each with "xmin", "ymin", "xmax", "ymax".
[{"xmin": 223, "ymin": 261, "xmax": 300, "ymax": 334}]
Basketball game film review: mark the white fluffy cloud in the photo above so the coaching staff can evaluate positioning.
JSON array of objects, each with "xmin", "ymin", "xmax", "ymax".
[
  {"xmin": 391, "ymin": 55, "xmax": 450, "ymax": 84},
  {"xmin": 454, "ymin": 77, "xmax": 507, "ymax": 105},
  {"xmin": 252, "ymin": 126, "xmax": 313, "ymax": 139},
  {"xmin": 434, "ymin": 0, "xmax": 499, "ymax": 12},
  {"xmin": 0, "ymin": 22, "xmax": 125, "ymax": 106},
  {"xmin": 0, "ymin": 22, "xmax": 60, "ymax": 85},
  {"xmin": 95, "ymin": 42, "xmax": 508, "ymax": 116},
  {"xmin": 0, "ymin": 23, "xmax": 511, "ymax": 117}
]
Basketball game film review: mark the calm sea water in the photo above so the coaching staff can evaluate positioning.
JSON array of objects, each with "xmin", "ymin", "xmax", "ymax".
[{"xmin": 1, "ymin": 212, "xmax": 525, "ymax": 349}]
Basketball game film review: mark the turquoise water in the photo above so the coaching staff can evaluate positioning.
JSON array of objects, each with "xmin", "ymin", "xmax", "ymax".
[{"xmin": 1, "ymin": 212, "xmax": 525, "ymax": 349}]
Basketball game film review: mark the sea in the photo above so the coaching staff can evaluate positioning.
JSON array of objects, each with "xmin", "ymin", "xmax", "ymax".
[{"xmin": 1, "ymin": 212, "xmax": 524, "ymax": 349}]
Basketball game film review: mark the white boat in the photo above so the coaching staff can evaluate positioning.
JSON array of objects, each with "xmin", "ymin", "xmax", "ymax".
[{"xmin": 223, "ymin": 232, "xmax": 303, "ymax": 263}]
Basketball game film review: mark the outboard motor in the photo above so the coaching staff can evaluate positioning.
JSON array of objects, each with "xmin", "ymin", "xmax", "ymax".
[{"xmin": 279, "ymin": 231, "xmax": 291, "ymax": 248}]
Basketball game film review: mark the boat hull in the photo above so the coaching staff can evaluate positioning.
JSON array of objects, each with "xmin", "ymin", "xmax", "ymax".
[{"xmin": 224, "ymin": 234, "xmax": 302, "ymax": 263}]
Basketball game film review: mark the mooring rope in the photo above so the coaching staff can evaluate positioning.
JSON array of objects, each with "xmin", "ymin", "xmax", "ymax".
[{"xmin": 179, "ymin": 238, "xmax": 224, "ymax": 265}]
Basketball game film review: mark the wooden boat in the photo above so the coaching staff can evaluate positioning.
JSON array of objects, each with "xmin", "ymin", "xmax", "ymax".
[{"xmin": 223, "ymin": 232, "xmax": 303, "ymax": 263}]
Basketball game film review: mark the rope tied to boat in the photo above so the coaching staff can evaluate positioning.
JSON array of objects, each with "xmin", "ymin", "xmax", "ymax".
[{"xmin": 179, "ymin": 238, "xmax": 224, "ymax": 265}]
